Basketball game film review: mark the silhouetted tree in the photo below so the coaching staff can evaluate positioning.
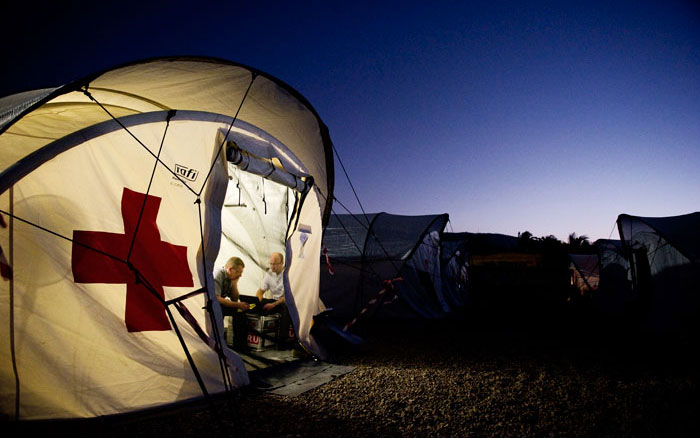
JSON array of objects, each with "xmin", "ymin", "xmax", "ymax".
[
  {"xmin": 539, "ymin": 234, "xmax": 565, "ymax": 255},
  {"xmin": 568, "ymin": 232, "xmax": 591, "ymax": 247},
  {"xmin": 518, "ymin": 231, "xmax": 535, "ymax": 251}
]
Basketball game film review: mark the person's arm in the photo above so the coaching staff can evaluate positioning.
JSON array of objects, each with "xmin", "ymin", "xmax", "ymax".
[
  {"xmin": 263, "ymin": 296, "xmax": 285, "ymax": 311},
  {"xmin": 217, "ymin": 295, "xmax": 249, "ymax": 310},
  {"xmin": 256, "ymin": 288, "xmax": 265, "ymax": 302},
  {"xmin": 230, "ymin": 280, "xmax": 250, "ymax": 310},
  {"xmin": 230, "ymin": 279, "xmax": 240, "ymax": 302}
]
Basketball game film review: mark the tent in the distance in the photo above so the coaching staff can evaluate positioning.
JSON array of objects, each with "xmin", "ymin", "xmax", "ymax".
[
  {"xmin": 593, "ymin": 239, "xmax": 634, "ymax": 318},
  {"xmin": 463, "ymin": 232, "xmax": 570, "ymax": 328},
  {"xmin": 617, "ymin": 212, "xmax": 700, "ymax": 333},
  {"xmin": 320, "ymin": 212, "xmax": 449, "ymax": 326},
  {"xmin": 0, "ymin": 56, "xmax": 334, "ymax": 420},
  {"xmin": 568, "ymin": 253, "xmax": 600, "ymax": 297}
]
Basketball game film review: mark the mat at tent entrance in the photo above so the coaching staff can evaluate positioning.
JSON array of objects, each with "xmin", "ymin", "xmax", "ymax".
[{"xmin": 248, "ymin": 359, "xmax": 355, "ymax": 396}]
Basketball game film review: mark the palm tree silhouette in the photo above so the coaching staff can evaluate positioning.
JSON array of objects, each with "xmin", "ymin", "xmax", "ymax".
[{"xmin": 568, "ymin": 232, "xmax": 591, "ymax": 248}]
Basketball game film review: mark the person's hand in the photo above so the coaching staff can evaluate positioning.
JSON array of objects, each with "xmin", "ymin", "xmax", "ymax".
[
  {"xmin": 237, "ymin": 302, "xmax": 250, "ymax": 311},
  {"xmin": 263, "ymin": 302, "xmax": 276, "ymax": 311}
]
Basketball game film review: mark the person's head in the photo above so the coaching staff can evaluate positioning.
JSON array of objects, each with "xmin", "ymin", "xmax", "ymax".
[
  {"xmin": 225, "ymin": 257, "xmax": 245, "ymax": 281},
  {"xmin": 269, "ymin": 252, "xmax": 284, "ymax": 274}
]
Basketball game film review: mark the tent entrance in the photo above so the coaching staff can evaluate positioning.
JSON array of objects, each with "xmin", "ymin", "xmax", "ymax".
[{"xmin": 214, "ymin": 126, "xmax": 317, "ymax": 363}]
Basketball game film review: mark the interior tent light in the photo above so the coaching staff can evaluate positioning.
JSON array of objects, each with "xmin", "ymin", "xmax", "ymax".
[{"xmin": 226, "ymin": 140, "xmax": 311, "ymax": 194}]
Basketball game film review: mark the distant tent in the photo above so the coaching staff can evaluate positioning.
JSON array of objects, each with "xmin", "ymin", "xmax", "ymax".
[
  {"xmin": 0, "ymin": 57, "xmax": 334, "ymax": 419},
  {"xmin": 617, "ymin": 212, "xmax": 700, "ymax": 332},
  {"xmin": 568, "ymin": 253, "xmax": 599, "ymax": 296},
  {"xmin": 593, "ymin": 239, "xmax": 633, "ymax": 316},
  {"xmin": 320, "ymin": 212, "xmax": 449, "ymax": 324},
  {"xmin": 439, "ymin": 232, "xmax": 521, "ymax": 310}
]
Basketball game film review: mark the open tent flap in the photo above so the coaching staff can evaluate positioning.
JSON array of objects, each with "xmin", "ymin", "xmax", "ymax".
[
  {"xmin": 223, "ymin": 122, "xmax": 312, "ymax": 194},
  {"xmin": 214, "ymin": 127, "xmax": 325, "ymax": 357}
]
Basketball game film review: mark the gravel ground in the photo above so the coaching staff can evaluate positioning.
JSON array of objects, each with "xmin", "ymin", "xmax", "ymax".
[{"xmin": 11, "ymin": 316, "xmax": 700, "ymax": 437}]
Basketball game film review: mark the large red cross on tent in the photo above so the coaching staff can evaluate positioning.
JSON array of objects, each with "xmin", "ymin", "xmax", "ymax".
[{"xmin": 72, "ymin": 187, "xmax": 193, "ymax": 332}]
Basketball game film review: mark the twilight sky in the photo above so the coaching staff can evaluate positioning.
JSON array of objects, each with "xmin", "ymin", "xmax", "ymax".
[{"xmin": 4, "ymin": 0, "xmax": 699, "ymax": 242}]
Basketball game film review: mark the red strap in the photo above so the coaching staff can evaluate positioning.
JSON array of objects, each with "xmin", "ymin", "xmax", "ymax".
[
  {"xmin": 322, "ymin": 245, "xmax": 334, "ymax": 275},
  {"xmin": 343, "ymin": 277, "xmax": 402, "ymax": 331}
]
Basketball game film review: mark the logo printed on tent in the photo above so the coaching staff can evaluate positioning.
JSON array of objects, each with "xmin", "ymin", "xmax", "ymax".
[
  {"xmin": 174, "ymin": 164, "xmax": 199, "ymax": 182},
  {"xmin": 72, "ymin": 188, "xmax": 193, "ymax": 332}
]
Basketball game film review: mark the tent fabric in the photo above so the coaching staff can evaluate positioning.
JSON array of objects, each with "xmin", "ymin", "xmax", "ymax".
[
  {"xmin": 0, "ymin": 56, "xmax": 334, "ymax": 220},
  {"xmin": 617, "ymin": 213, "xmax": 700, "ymax": 276},
  {"xmin": 0, "ymin": 88, "xmax": 58, "ymax": 130},
  {"xmin": 618, "ymin": 213, "xmax": 700, "ymax": 264},
  {"xmin": 0, "ymin": 57, "xmax": 334, "ymax": 419},
  {"xmin": 617, "ymin": 213, "xmax": 700, "ymax": 331},
  {"xmin": 320, "ymin": 212, "xmax": 449, "ymax": 321},
  {"xmin": 568, "ymin": 253, "xmax": 600, "ymax": 294}
]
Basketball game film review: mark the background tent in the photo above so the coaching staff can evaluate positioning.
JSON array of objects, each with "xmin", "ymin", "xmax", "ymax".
[
  {"xmin": 568, "ymin": 253, "xmax": 600, "ymax": 296},
  {"xmin": 593, "ymin": 239, "xmax": 634, "ymax": 319},
  {"xmin": 617, "ymin": 212, "xmax": 700, "ymax": 333},
  {"xmin": 320, "ymin": 212, "xmax": 449, "ymax": 325},
  {"xmin": 0, "ymin": 56, "xmax": 333, "ymax": 420},
  {"xmin": 439, "ymin": 232, "xmax": 523, "ymax": 312}
]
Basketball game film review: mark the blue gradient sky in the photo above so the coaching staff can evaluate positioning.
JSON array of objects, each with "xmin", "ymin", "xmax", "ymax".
[{"xmin": 4, "ymin": 1, "xmax": 699, "ymax": 242}]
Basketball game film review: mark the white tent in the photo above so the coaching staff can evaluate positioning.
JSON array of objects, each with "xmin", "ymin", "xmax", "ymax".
[{"xmin": 0, "ymin": 56, "xmax": 334, "ymax": 419}]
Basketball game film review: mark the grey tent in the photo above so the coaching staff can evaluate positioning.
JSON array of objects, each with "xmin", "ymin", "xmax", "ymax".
[
  {"xmin": 320, "ymin": 212, "xmax": 449, "ymax": 325},
  {"xmin": 617, "ymin": 212, "xmax": 700, "ymax": 332}
]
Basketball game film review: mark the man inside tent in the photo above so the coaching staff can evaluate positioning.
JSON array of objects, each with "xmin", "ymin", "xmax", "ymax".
[
  {"xmin": 256, "ymin": 252, "xmax": 293, "ymax": 348},
  {"xmin": 214, "ymin": 256, "xmax": 251, "ymax": 350}
]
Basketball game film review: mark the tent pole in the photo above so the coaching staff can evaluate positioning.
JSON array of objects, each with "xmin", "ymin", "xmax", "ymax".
[
  {"xmin": 9, "ymin": 186, "xmax": 20, "ymax": 420},
  {"xmin": 164, "ymin": 305, "xmax": 209, "ymax": 397}
]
